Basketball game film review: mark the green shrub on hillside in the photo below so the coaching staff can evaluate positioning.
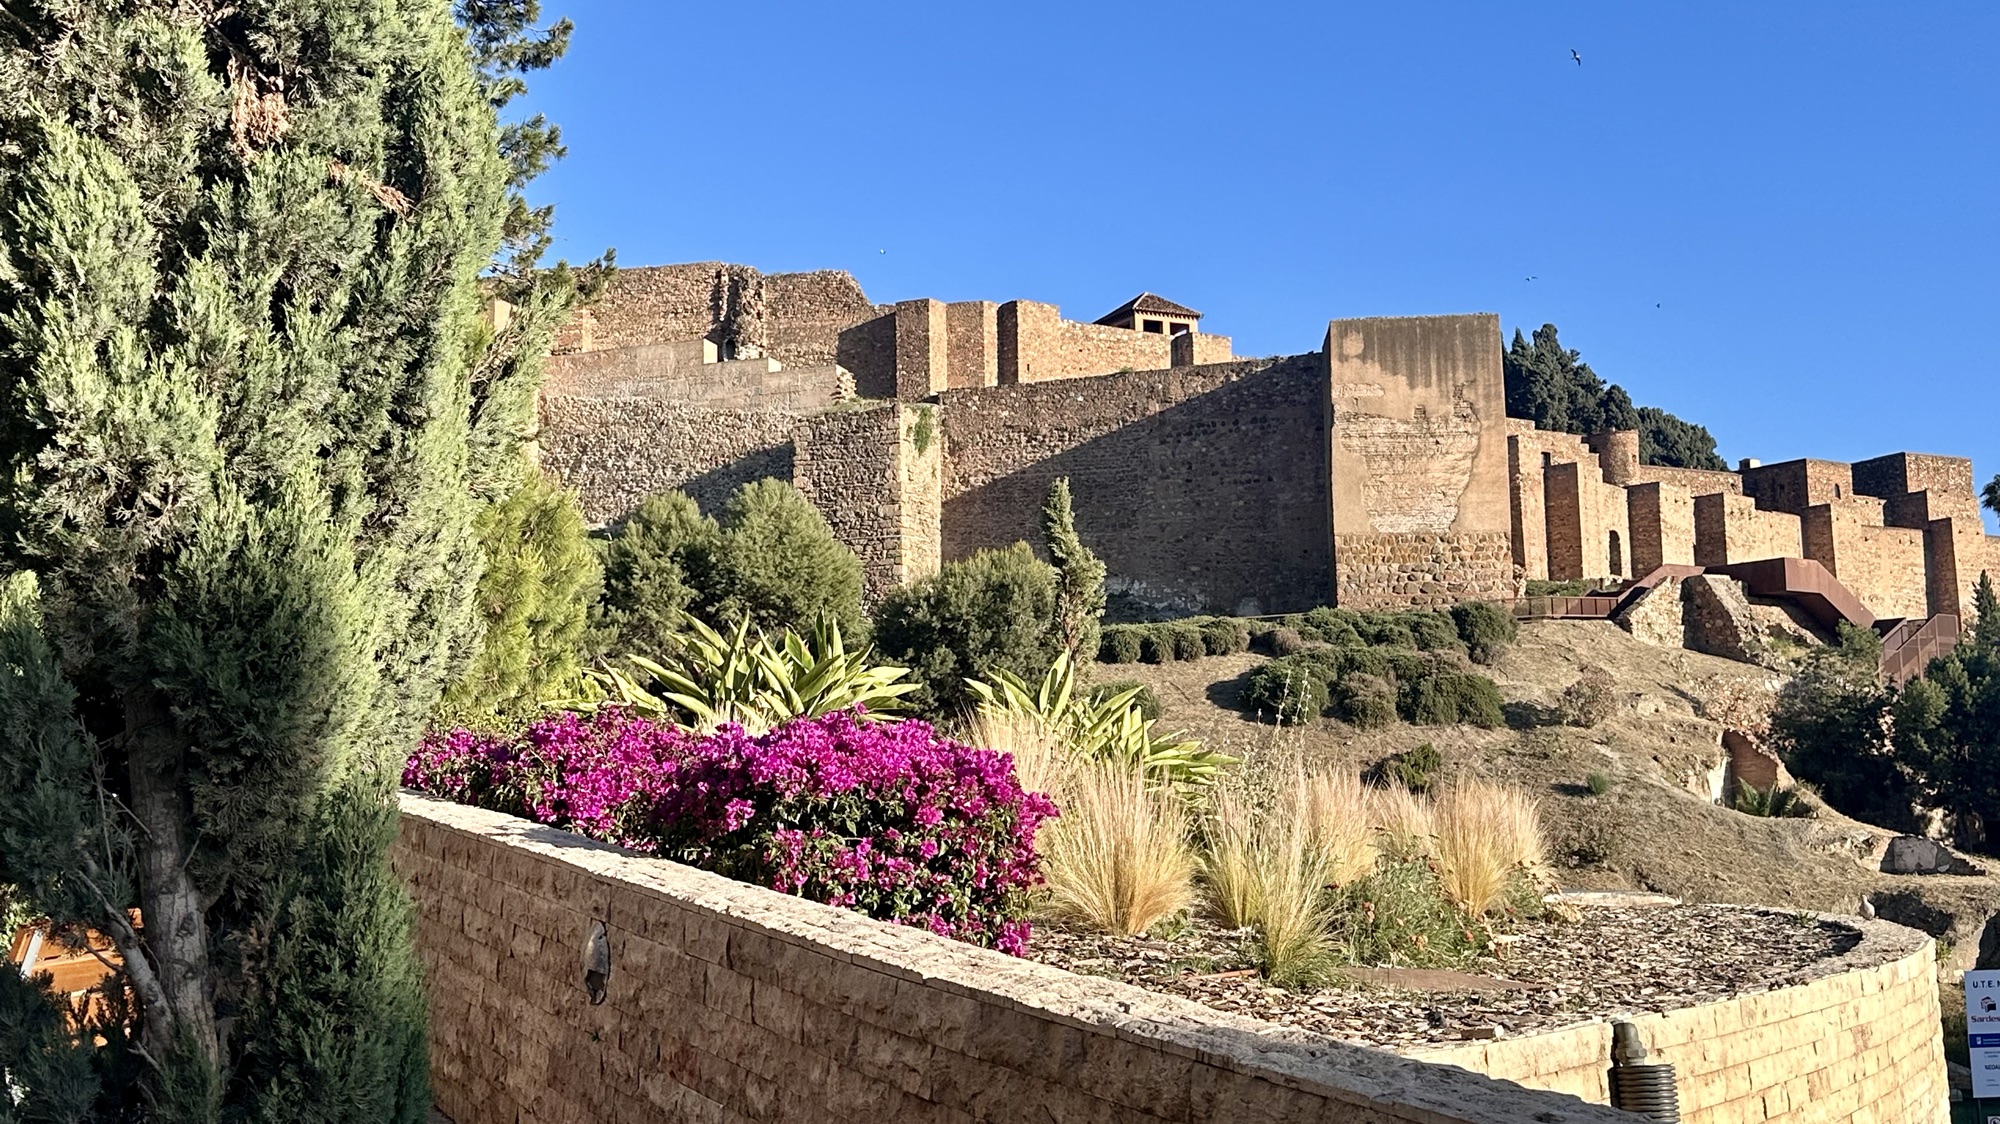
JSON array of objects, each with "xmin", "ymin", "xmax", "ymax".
[
  {"xmin": 1379, "ymin": 743, "xmax": 1444, "ymax": 793},
  {"xmin": 594, "ymin": 491, "xmax": 717, "ymax": 659},
  {"xmin": 1199, "ymin": 617, "xmax": 1252, "ymax": 656},
  {"xmin": 873, "ymin": 542, "xmax": 1060, "ymax": 714},
  {"xmin": 1400, "ymin": 668, "xmax": 1504, "ymax": 728},
  {"xmin": 1099, "ymin": 625, "xmax": 1144, "ymax": 664},
  {"xmin": 1090, "ymin": 680, "xmax": 1162, "ymax": 721},
  {"xmin": 1334, "ymin": 673, "xmax": 1398, "ymax": 729},
  {"xmin": 1451, "ymin": 601, "xmax": 1518, "ymax": 664},
  {"xmin": 1139, "ymin": 628, "xmax": 1175, "ymax": 664},
  {"xmin": 1166, "ymin": 621, "xmax": 1207, "ymax": 661},
  {"xmin": 1240, "ymin": 656, "xmax": 1332, "ymax": 724},
  {"xmin": 1404, "ymin": 612, "xmax": 1462, "ymax": 653}
]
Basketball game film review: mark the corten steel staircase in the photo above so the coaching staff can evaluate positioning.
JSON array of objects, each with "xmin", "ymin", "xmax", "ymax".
[{"xmin": 1510, "ymin": 558, "xmax": 1960, "ymax": 683}]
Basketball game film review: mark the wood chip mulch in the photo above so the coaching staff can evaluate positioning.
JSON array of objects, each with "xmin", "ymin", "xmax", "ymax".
[{"xmin": 1026, "ymin": 904, "xmax": 1860, "ymax": 1048}]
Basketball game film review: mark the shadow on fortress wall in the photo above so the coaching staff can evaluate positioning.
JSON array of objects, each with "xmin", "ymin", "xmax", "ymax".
[
  {"xmin": 680, "ymin": 446, "xmax": 796, "ymax": 517},
  {"xmin": 943, "ymin": 356, "xmax": 1331, "ymax": 616}
]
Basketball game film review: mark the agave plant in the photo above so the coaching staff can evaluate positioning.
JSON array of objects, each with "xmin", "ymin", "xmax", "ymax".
[
  {"xmin": 966, "ymin": 651, "xmax": 1234, "ymax": 789},
  {"xmin": 568, "ymin": 613, "xmax": 919, "ymax": 732}
]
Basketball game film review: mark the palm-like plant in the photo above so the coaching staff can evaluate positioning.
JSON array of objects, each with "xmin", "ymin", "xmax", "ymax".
[
  {"xmin": 572, "ymin": 613, "xmax": 919, "ymax": 732},
  {"xmin": 966, "ymin": 651, "xmax": 1234, "ymax": 789}
]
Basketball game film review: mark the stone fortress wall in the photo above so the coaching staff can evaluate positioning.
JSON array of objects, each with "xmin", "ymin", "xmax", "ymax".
[{"xmin": 524, "ymin": 260, "xmax": 2000, "ymax": 625}]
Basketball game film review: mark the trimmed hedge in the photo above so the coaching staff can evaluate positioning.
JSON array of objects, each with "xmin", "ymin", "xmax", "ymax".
[
  {"xmin": 1099, "ymin": 624, "xmax": 1144, "ymax": 664},
  {"xmin": 1243, "ymin": 648, "xmax": 1503, "ymax": 729}
]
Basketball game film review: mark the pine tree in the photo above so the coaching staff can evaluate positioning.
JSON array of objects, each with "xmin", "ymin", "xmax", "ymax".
[
  {"xmin": 0, "ymin": 2, "xmax": 520, "ymax": 1117},
  {"xmin": 1041, "ymin": 478, "xmax": 1106, "ymax": 667},
  {"xmin": 592, "ymin": 491, "xmax": 718, "ymax": 659},
  {"xmin": 1503, "ymin": 323, "xmax": 1725, "ymax": 470}
]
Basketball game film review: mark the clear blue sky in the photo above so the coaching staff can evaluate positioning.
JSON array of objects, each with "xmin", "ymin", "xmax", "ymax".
[{"xmin": 521, "ymin": 1, "xmax": 1996, "ymax": 486}]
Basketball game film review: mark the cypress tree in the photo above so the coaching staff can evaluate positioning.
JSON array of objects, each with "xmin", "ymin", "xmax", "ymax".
[
  {"xmin": 0, "ymin": 1, "xmax": 533, "ymax": 1117},
  {"xmin": 1041, "ymin": 477, "xmax": 1106, "ymax": 667}
]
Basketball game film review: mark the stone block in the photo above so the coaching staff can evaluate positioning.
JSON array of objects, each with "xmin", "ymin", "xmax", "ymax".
[{"xmin": 1880, "ymin": 836, "xmax": 1984, "ymax": 876}]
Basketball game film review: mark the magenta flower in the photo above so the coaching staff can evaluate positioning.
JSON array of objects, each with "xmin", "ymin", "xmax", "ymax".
[{"xmin": 406, "ymin": 708, "xmax": 1058, "ymax": 953}]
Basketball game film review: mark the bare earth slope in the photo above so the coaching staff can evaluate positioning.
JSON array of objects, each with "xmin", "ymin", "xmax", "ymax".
[{"xmin": 1107, "ymin": 619, "xmax": 2000, "ymax": 966}]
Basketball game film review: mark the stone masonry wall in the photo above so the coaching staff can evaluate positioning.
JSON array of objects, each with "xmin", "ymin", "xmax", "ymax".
[
  {"xmin": 1507, "ymin": 427, "xmax": 1598, "ymax": 583},
  {"xmin": 1328, "ymin": 314, "xmax": 1514, "ymax": 606},
  {"xmin": 1742, "ymin": 459, "xmax": 1855, "ymax": 515},
  {"xmin": 1631, "ymin": 464, "xmax": 1744, "ymax": 496},
  {"xmin": 576, "ymin": 263, "xmax": 881, "ymax": 365},
  {"xmin": 1802, "ymin": 501, "xmax": 1930, "ymax": 620},
  {"xmin": 1853, "ymin": 452, "xmax": 1977, "ymax": 504},
  {"xmin": 793, "ymin": 404, "xmax": 941, "ymax": 602},
  {"xmin": 1332, "ymin": 532, "xmax": 1516, "ymax": 609},
  {"xmin": 941, "ymin": 356, "xmax": 1329, "ymax": 617},
  {"xmin": 944, "ymin": 301, "xmax": 999, "ymax": 389},
  {"xmin": 544, "ymin": 347, "xmax": 850, "ymax": 411},
  {"xmin": 395, "ymin": 793, "xmax": 1638, "ymax": 1124},
  {"xmin": 1545, "ymin": 460, "xmax": 1633, "ymax": 582},
  {"xmin": 1695, "ymin": 492, "xmax": 1805, "ymax": 567},
  {"xmin": 1407, "ymin": 910, "xmax": 1944, "ymax": 1124},
  {"xmin": 537, "ymin": 397, "xmax": 796, "ymax": 524},
  {"xmin": 1628, "ymin": 481, "xmax": 1697, "ymax": 573},
  {"xmin": 996, "ymin": 299, "xmax": 1231, "ymax": 385}
]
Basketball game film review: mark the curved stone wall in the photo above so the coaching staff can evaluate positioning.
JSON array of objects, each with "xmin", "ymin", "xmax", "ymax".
[
  {"xmin": 1405, "ymin": 912, "xmax": 1944, "ymax": 1124},
  {"xmin": 393, "ymin": 794, "xmax": 1943, "ymax": 1124}
]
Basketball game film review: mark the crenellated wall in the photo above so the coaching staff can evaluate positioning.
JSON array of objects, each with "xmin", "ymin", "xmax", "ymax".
[{"xmin": 1695, "ymin": 492, "xmax": 1805, "ymax": 568}]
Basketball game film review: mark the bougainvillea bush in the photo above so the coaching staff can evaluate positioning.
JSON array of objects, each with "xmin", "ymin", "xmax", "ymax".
[{"xmin": 405, "ymin": 709, "xmax": 1056, "ymax": 953}]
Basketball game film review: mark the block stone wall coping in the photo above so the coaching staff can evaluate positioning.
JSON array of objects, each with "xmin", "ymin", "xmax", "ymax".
[{"xmin": 399, "ymin": 792, "xmax": 1640, "ymax": 1124}]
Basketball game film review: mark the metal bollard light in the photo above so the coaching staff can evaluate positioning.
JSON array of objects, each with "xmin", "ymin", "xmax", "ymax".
[{"xmin": 1608, "ymin": 1021, "xmax": 1680, "ymax": 1123}]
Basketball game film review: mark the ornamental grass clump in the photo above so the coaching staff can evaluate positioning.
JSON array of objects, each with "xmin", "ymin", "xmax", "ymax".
[
  {"xmin": 1430, "ymin": 779, "xmax": 1545, "ymax": 918},
  {"xmin": 407, "ymin": 709, "xmax": 1056, "ymax": 953},
  {"xmin": 1039, "ymin": 762, "xmax": 1196, "ymax": 936}
]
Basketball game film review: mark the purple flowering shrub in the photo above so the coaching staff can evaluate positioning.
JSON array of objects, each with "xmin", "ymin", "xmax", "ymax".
[{"xmin": 404, "ymin": 709, "xmax": 1057, "ymax": 954}]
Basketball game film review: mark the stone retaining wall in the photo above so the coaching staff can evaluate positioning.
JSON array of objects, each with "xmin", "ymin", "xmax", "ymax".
[
  {"xmin": 1407, "ymin": 912, "xmax": 1944, "ymax": 1124},
  {"xmin": 395, "ymin": 794, "xmax": 1640, "ymax": 1124}
]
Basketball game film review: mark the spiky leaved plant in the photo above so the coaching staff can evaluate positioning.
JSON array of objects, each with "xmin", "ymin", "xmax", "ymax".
[{"xmin": 0, "ymin": 2, "xmax": 549, "ymax": 1118}]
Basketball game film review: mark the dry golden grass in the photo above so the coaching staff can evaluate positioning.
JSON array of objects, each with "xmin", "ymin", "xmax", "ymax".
[
  {"xmin": 1431, "ymin": 779, "xmax": 1544, "ymax": 917},
  {"xmin": 1367, "ymin": 784, "xmax": 1436, "ymax": 863},
  {"xmin": 1201, "ymin": 789, "xmax": 1263, "ymax": 929},
  {"xmin": 1252, "ymin": 815, "xmax": 1340, "ymax": 987},
  {"xmin": 971, "ymin": 710, "xmax": 1070, "ymax": 805},
  {"xmin": 1291, "ymin": 769, "xmax": 1376, "ymax": 887},
  {"xmin": 1040, "ymin": 761, "xmax": 1196, "ymax": 936}
]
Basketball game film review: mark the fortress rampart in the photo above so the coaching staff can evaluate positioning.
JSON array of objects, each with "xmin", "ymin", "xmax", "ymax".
[{"xmin": 524, "ymin": 261, "xmax": 2000, "ymax": 625}]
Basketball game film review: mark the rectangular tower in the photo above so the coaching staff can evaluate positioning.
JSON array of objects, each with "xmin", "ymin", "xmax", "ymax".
[{"xmin": 1325, "ymin": 314, "xmax": 1514, "ymax": 608}]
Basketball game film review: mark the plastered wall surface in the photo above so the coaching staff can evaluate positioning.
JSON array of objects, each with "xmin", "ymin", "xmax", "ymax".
[
  {"xmin": 1408, "ymin": 912, "xmax": 1944, "ymax": 1124},
  {"xmin": 395, "ymin": 794, "xmax": 1645, "ymax": 1124},
  {"xmin": 1327, "ymin": 314, "xmax": 1514, "ymax": 605},
  {"xmin": 940, "ymin": 356, "xmax": 1329, "ymax": 617}
]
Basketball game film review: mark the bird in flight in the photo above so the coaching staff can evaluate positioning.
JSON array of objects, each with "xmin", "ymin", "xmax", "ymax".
[
  {"xmin": 1525, "ymin": 275, "xmax": 1538, "ymax": 282},
  {"xmin": 1571, "ymin": 49, "xmax": 1582, "ymax": 66}
]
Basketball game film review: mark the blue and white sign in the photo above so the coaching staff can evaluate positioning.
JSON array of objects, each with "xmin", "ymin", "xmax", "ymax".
[{"xmin": 1964, "ymin": 971, "xmax": 2000, "ymax": 1097}]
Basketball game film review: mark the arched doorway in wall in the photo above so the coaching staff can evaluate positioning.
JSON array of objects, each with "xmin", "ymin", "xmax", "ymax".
[{"xmin": 1608, "ymin": 530, "xmax": 1624, "ymax": 578}]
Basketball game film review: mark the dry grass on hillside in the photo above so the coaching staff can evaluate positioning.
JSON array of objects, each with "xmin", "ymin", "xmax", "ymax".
[{"xmin": 1102, "ymin": 619, "xmax": 2000, "ymax": 945}]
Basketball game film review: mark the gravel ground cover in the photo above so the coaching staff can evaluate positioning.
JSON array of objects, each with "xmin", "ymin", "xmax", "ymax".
[{"xmin": 1028, "ymin": 903, "xmax": 1859, "ymax": 1048}]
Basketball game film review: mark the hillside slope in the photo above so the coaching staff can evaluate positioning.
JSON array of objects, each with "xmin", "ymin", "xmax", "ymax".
[{"xmin": 1107, "ymin": 619, "xmax": 2000, "ymax": 966}]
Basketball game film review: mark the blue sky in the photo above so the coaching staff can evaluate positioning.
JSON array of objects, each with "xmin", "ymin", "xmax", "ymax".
[{"xmin": 521, "ymin": 1, "xmax": 1996, "ymax": 485}]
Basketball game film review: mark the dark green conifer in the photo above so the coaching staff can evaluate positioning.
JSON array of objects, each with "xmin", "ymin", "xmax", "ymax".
[
  {"xmin": 0, "ymin": 2, "xmax": 542, "ymax": 1117},
  {"xmin": 1042, "ymin": 478, "xmax": 1106, "ymax": 667}
]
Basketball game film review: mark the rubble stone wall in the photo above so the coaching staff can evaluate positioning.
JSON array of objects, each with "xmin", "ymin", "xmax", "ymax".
[
  {"xmin": 1742, "ymin": 459, "xmax": 1855, "ymax": 515},
  {"xmin": 1545, "ymin": 460, "xmax": 1633, "ymax": 582},
  {"xmin": 793, "ymin": 404, "xmax": 941, "ymax": 602},
  {"xmin": 543, "ymin": 347, "xmax": 849, "ymax": 410},
  {"xmin": 996, "ymin": 299, "xmax": 1231, "ymax": 385},
  {"xmin": 940, "ymin": 356, "xmax": 1329, "ymax": 617},
  {"xmin": 536, "ymin": 397, "xmax": 796, "ymax": 524}
]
